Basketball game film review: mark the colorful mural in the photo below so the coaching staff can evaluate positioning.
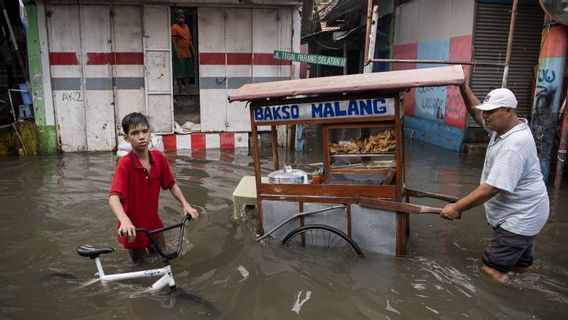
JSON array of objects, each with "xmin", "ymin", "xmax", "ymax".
[
  {"xmin": 392, "ymin": 34, "xmax": 472, "ymax": 151},
  {"xmin": 530, "ymin": 25, "xmax": 568, "ymax": 181},
  {"xmin": 394, "ymin": 35, "xmax": 472, "ymax": 130},
  {"xmin": 445, "ymin": 35, "xmax": 472, "ymax": 129},
  {"xmin": 414, "ymin": 39, "xmax": 450, "ymax": 122}
]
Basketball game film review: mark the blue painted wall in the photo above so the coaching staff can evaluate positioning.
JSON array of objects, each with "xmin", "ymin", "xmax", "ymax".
[{"xmin": 404, "ymin": 116, "xmax": 465, "ymax": 152}]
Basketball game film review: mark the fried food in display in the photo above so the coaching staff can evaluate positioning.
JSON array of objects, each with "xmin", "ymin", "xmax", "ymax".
[{"xmin": 329, "ymin": 130, "xmax": 396, "ymax": 155}]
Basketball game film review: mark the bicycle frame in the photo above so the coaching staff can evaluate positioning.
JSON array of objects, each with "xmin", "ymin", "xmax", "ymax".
[
  {"xmin": 93, "ymin": 256, "xmax": 176, "ymax": 291},
  {"xmin": 77, "ymin": 216, "xmax": 190, "ymax": 291}
]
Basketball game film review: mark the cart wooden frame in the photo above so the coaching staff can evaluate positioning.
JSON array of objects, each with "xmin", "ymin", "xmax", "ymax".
[{"xmin": 229, "ymin": 65, "xmax": 465, "ymax": 256}]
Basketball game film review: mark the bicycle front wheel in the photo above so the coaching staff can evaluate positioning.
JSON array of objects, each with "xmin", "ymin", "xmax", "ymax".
[{"xmin": 281, "ymin": 224, "xmax": 364, "ymax": 257}]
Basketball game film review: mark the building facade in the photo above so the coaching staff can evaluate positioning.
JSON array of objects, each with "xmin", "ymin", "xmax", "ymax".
[
  {"xmin": 392, "ymin": 0, "xmax": 543, "ymax": 151},
  {"xmin": 27, "ymin": 0, "xmax": 301, "ymax": 152}
]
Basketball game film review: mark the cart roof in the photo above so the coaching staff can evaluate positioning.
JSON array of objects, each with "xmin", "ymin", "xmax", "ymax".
[{"xmin": 228, "ymin": 65, "xmax": 465, "ymax": 103}]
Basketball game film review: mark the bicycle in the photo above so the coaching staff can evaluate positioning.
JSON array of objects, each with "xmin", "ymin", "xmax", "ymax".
[{"xmin": 76, "ymin": 216, "xmax": 191, "ymax": 292}]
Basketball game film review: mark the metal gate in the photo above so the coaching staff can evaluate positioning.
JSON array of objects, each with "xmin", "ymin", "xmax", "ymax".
[
  {"xmin": 111, "ymin": 6, "xmax": 146, "ymax": 136},
  {"xmin": 46, "ymin": 4, "xmax": 172, "ymax": 151},
  {"xmin": 143, "ymin": 6, "xmax": 174, "ymax": 134},
  {"xmin": 470, "ymin": 3, "xmax": 544, "ymax": 127},
  {"xmin": 198, "ymin": 7, "xmax": 293, "ymax": 132}
]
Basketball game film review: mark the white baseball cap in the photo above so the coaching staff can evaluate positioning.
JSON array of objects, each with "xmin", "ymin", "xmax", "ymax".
[{"xmin": 476, "ymin": 88, "xmax": 517, "ymax": 111}]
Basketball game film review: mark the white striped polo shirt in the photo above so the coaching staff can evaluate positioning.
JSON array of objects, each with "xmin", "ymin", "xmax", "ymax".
[{"xmin": 481, "ymin": 119, "xmax": 549, "ymax": 236}]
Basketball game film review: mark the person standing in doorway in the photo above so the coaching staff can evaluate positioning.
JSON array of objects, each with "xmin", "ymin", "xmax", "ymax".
[
  {"xmin": 440, "ymin": 84, "xmax": 549, "ymax": 284},
  {"xmin": 171, "ymin": 9, "xmax": 195, "ymax": 95}
]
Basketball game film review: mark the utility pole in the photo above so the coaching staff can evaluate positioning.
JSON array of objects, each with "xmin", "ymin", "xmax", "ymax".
[{"xmin": 302, "ymin": 0, "xmax": 314, "ymax": 35}]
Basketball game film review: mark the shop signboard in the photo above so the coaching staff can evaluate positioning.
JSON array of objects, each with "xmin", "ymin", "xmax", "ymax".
[{"xmin": 253, "ymin": 98, "xmax": 395, "ymax": 123}]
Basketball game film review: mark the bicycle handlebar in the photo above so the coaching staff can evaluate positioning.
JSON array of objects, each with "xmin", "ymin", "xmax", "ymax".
[{"xmin": 135, "ymin": 215, "xmax": 191, "ymax": 263}]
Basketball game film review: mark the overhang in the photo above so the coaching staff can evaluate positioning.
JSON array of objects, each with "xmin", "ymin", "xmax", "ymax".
[{"xmin": 228, "ymin": 65, "xmax": 466, "ymax": 102}]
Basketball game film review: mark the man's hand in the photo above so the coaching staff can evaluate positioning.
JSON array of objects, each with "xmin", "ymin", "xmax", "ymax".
[
  {"xmin": 440, "ymin": 203, "xmax": 462, "ymax": 221},
  {"xmin": 118, "ymin": 220, "xmax": 136, "ymax": 243},
  {"xmin": 183, "ymin": 204, "xmax": 199, "ymax": 220}
]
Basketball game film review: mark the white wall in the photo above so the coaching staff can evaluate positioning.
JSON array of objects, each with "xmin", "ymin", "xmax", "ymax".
[{"xmin": 394, "ymin": 0, "xmax": 474, "ymax": 45}]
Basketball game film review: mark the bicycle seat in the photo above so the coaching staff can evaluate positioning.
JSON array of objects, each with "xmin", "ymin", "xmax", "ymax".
[{"xmin": 77, "ymin": 245, "xmax": 114, "ymax": 259}]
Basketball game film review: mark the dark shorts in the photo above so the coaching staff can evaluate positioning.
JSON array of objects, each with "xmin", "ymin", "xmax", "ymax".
[
  {"xmin": 173, "ymin": 57, "xmax": 194, "ymax": 79},
  {"xmin": 482, "ymin": 226, "xmax": 535, "ymax": 273}
]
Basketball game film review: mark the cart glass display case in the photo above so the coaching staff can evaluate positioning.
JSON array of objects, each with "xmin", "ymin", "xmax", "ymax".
[{"xmin": 324, "ymin": 123, "xmax": 397, "ymax": 185}]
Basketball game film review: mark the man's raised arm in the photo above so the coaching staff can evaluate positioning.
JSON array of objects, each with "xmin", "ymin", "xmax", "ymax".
[{"xmin": 460, "ymin": 84, "xmax": 484, "ymax": 127}]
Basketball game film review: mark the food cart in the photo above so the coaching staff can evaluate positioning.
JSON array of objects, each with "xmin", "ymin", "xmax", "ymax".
[{"xmin": 228, "ymin": 65, "xmax": 465, "ymax": 256}]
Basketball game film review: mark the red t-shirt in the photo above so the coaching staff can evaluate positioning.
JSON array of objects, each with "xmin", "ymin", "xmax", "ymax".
[{"xmin": 109, "ymin": 150, "xmax": 175, "ymax": 249}]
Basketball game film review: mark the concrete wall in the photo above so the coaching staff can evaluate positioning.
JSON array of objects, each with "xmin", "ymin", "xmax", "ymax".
[
  {"xmin": 26, "ymin": 2, "xmax": 57, "ymax": 153},
  {"xmin": 393, "ymin": 0, "xmax": 474, "ymax": 150}
]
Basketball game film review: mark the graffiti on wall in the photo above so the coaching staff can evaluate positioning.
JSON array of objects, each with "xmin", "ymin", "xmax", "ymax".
[
  {"xmin": 394, "ymin": 35, "xmax": 471, "ymax": 128},
  {"xmin": 414, "ymin": 39, "xmax": 450, "ymax": 122},
  {"xmin": 445, "ymin": 35, "xmax": 472, "ymax": 129},
  {"xmin": 531, "ymin": 58, "xmax": 565, "ymax": 180},
  {"xmin": 61, "ymin": 91, "xmax": 83, "ymax": 102},
  {"xmin": 415, "ymin": 86, "xmax": 447, "ymax": 121},
  {"xmin": 445, "ymin": 90, "xmax": 466, "ymax": 126}
]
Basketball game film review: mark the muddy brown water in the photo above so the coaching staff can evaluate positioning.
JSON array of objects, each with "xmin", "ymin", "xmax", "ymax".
[{"xmin": 0, "ymin": 141, "xmax": 567, "ymax": 319}]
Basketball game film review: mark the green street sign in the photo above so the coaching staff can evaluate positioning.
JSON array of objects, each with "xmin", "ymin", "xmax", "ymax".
[{"xmin": 273, "ymin": 50, "xmax": 346, "ymax": 67}]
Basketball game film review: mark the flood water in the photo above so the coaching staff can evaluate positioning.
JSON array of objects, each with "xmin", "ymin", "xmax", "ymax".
[{"xmin": 1, "ymin": 141, "xmax": 567, "ymax": 319}]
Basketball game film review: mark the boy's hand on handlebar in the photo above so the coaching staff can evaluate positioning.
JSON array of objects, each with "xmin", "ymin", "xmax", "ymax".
[
  {"xmin": 183, "ymin": 204, "xmax": 199, "ymax": 220},
  {"xmin": 118, "ymin": 222, "xmax": 137, "ymax": 243}
]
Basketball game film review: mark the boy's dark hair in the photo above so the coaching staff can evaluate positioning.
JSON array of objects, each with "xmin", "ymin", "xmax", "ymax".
[{"xmin": 122, "ymin": 112, "xmax": 150, "ymax": 134}]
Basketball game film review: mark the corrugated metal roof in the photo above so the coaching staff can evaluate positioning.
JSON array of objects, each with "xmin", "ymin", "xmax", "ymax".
[{"xmin": 228, "ymin": 65, "xmax": 465, "ymax": 102}]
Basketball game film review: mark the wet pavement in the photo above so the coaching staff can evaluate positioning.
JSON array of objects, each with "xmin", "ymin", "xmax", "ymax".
[{"xmin": 0, "ymin": 141, "xmax": 567, "ymax": 319}]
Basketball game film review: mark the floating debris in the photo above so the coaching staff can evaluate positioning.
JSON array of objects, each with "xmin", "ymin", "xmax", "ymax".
[
  {"xmin": 237, "ymin": 265, "xmax": 249, "ymax": 279},
  {"xmin": 291, "ymin": 290, "xmax": 312, "ymax": 314}
]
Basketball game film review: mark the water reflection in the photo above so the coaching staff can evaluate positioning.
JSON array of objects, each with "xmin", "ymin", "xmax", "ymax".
[{"xmin": 0, "ymin": 142, "xmax": 566, "ymax": 319}]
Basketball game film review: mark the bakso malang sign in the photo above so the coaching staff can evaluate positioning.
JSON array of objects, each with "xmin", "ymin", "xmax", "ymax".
[{"xmin": 253, "ymin": 98, "xmax": 395, "ymax": 123}]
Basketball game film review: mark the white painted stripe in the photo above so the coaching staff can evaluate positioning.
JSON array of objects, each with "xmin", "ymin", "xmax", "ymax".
[
  {"xmin": 234, "ymin": 133, "xmax": 249, "ymax": 148},
  {"xmin": 83, "ymin": 65, "xmax": 111, "ymax": 77},
  {"xmin": 176, "ymin": 134, "xmax": 190, "ymax": 150},
  {"xmin": 227, "ymin": 66, "xmax": 252, "ymax": 77},
  {"xmin": 206, "ymin": 133, "xmax": 221, "ymax": 148},
  {"xmin": 112, "ymin": 65, "xmax": 144, "ymax": 78},
  {"xmin": 50, "ymin": 65, "xmax": 82, "ymax": 77},
  {"xmin": 199, "ymin": 65, "xmax": 225, "ymax": 77},
  {"xmin": 253, "ymin": 65, "xmax": 291, "ymax": 77}
]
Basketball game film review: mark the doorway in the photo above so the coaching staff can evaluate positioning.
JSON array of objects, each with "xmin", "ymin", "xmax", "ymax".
[{"xmin": 171, "ymin": 7, "xmax": 200, "ymax": 132}]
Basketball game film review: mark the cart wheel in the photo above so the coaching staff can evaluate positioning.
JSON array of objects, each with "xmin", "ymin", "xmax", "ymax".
[{"xmin": 281, "ymin": 224, "xmax": 364, "ymax": 257}]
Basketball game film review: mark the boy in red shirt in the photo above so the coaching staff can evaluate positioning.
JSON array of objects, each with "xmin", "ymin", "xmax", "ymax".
[{"xmin": 109, "ymin": 112, "xmax": 198, "ymax": 262}]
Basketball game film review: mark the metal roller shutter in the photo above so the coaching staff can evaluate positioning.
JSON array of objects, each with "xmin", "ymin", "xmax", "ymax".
[{"xmin": 469, "ymin": 3, "xmax": 544, "ymax": 127}]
